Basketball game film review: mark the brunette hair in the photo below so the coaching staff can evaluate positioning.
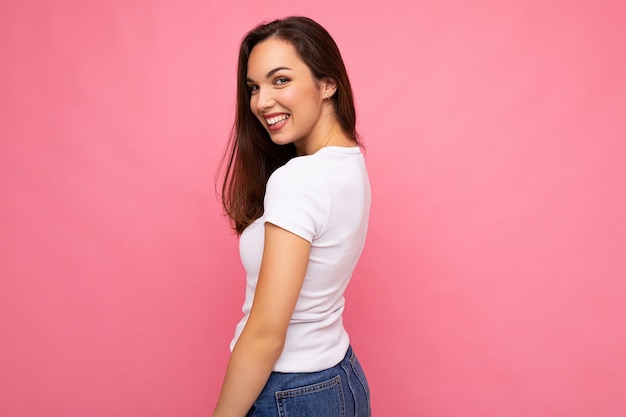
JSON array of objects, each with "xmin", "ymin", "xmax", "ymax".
[{"xmin": 220, "ymin": 16, "xmax": 359, "ymax": 234}]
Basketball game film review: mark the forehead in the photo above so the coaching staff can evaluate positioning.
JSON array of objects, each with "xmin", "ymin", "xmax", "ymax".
[{"xmin": 247, "ymin": 38, "xmax": 307, "ymax": 77}]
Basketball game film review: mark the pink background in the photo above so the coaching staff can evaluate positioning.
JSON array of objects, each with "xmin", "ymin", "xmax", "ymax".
[{"xmin": 2, "ymin": 0, "xmax": 625, "ymax": 416}]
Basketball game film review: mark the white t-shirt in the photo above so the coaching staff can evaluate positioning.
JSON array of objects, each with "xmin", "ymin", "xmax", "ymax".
[{"xmin": 230, "ymin": 146, "xmax": 371, "ymax": 372}]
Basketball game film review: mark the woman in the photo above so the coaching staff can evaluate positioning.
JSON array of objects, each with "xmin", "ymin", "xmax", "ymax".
[{"xmin": 214, "ymin": 16, "xmax": 371, "ymax": 417}]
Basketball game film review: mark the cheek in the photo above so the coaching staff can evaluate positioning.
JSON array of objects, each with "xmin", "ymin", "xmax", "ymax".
[
  {"xmin": 274, "ymin": 86, "xmax": 304, "ymax": 112},
  {"xmin": 248, "ymin": 98, "xmax": 264, "ymax": 125},
  {"xmin": 281, "ymin": 89, "xmax": 299, "ymax": 105}
]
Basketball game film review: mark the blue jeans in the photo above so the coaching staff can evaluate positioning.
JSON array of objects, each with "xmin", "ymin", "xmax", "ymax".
[{"xmin": 247, "ymin": 346, "xmax": 371, "ymax": 417}]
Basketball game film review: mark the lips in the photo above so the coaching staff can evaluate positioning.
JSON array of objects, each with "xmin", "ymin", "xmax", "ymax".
[{"xmin": 263, "ymin": 113, "xmax": 290, "ymax": 131}]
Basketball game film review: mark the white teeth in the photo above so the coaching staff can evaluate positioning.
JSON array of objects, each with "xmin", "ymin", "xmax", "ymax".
[{"xmin": 266, "ymin": 114, "xmax": 290, "ymax": 126}]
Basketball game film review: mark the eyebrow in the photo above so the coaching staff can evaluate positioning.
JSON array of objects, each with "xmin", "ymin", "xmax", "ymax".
[{"xmin": 246, "ymin": 66, "xmax": 292, "ymax": 82}]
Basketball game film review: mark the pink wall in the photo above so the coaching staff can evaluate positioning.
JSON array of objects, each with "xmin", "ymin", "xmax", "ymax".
[{"xmin": 1, "ymin": 1, "xmax": 624, "ymax": 416}]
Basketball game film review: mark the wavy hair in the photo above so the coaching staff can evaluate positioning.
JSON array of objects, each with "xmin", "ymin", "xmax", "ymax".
[{"xmin": 220, "ymin": 16, "xmax": 359, "ymax": 234}]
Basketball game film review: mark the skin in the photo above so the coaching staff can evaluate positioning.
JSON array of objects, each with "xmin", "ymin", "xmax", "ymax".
[
  {"xmin": 212, "ymin": 38, "xmax": 356, "ymax": 417},
  {"xmin": 246, "ymin": 37, "xmax": 355, "ymax": 154}
]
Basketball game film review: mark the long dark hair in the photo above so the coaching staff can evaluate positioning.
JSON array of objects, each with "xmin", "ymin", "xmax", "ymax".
[{"xmin": 220, "ymin": 16, "xmax": 359, "ymax": 234}]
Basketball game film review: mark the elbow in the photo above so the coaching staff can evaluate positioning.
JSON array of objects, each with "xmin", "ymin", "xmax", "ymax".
[
  {"xmin": 265, "ymin": 336, "xmax": 285, "ymax": 361},
  {"xmin": 239, "ymin": 325, "xmax": 286, "ymax": 361}
]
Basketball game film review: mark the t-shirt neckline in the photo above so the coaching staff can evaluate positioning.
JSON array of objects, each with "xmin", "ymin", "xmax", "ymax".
[{"xmin": 310, "ymin": 146, "xmax": 361, "ymax": 156}]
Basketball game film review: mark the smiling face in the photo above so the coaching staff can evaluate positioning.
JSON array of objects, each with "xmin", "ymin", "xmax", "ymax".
[{"xmin": 246, "ymin": 38, "xmax": 337, "ymax": 154}]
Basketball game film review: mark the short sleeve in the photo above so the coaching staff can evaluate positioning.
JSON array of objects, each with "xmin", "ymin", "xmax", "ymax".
[{"xmin": 263, "ymin": 162, "xmax": 330, "ymax": 242}]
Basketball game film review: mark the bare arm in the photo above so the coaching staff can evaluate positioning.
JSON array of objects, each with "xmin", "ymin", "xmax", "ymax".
[{"xmin": 212, "ymin": 222, "xmax": 311, "ymax": 417}]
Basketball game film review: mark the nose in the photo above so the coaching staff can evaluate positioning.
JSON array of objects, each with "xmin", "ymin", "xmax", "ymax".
[{"xmin": 254, "ymin": 87, "xmax": 275, "ymax": 112}]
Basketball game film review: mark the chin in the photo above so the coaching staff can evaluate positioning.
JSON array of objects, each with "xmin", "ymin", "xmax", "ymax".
[{"xmin": 268, "ymin": 135, "xmax": 295, "ymax": 147}]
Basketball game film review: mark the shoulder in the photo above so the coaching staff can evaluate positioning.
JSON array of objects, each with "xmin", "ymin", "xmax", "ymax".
[
  {"xmin": 267, "ymin": 155, "xmax": 327, "ymax": 191},
  {"xmin": 264, "ymin": 156, "xmax": 330, "ymax": 213},
  {"xmin": 263, "ymin": 156, "xmax": 332, "ymax": 240}
]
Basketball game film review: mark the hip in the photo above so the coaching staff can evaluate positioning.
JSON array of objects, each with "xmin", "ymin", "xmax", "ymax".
[{"xmin": 247, "ymin": 345, "xmax": 371, "ymax": 417}]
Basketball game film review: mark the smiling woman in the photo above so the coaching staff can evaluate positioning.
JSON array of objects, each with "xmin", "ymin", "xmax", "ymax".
[
  {"xmin": 246, "ymin": 38, "xmax": 351, "ymax": 152},
  {"xmin": 215, "ymin": 16, "xmax": 372, "ymax": 417}
]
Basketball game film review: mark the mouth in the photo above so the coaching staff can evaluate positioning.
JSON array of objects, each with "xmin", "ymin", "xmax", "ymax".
[{"xmin": 264, "ymin": 113, "xmax": 291, "ymax": 131}]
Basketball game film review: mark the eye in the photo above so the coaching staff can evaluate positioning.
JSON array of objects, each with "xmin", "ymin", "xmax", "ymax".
[
  {"xmin": 274, "ymin": 77, "xmax": 290, "ymax": 86},
  {"xmin": 247, "ymin": 84, "xmax": 259, "ymax": 95}
]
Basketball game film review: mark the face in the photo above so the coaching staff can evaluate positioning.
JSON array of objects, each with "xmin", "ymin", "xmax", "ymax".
[{"xmin": 246, "ymin": 38, "xmax": 334, "ymax": 153}]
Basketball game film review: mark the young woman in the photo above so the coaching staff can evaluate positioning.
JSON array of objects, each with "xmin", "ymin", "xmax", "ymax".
[{"xmin": 214, "ymin": 16, "xmax": 371, "ymax": 417}]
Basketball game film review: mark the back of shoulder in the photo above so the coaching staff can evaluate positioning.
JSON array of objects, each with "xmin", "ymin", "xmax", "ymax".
[
  {"xmin": 267, "ymin": 148, "xmax": 368, "ymax": 194},
  {"xmin": 267, "ymin": 156, "xmax": 323, "ymax": 190}
]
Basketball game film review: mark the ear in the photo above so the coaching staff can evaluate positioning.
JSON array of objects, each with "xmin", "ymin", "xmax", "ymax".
[{"xmin": 320, "ymin": 77, "xmax": 338, "ymax": 99}]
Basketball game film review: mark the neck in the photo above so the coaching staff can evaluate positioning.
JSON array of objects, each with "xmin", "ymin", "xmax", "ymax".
[{"xmin": 295, "ymin": 112, "xmax": 355, "ymax": 156}]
